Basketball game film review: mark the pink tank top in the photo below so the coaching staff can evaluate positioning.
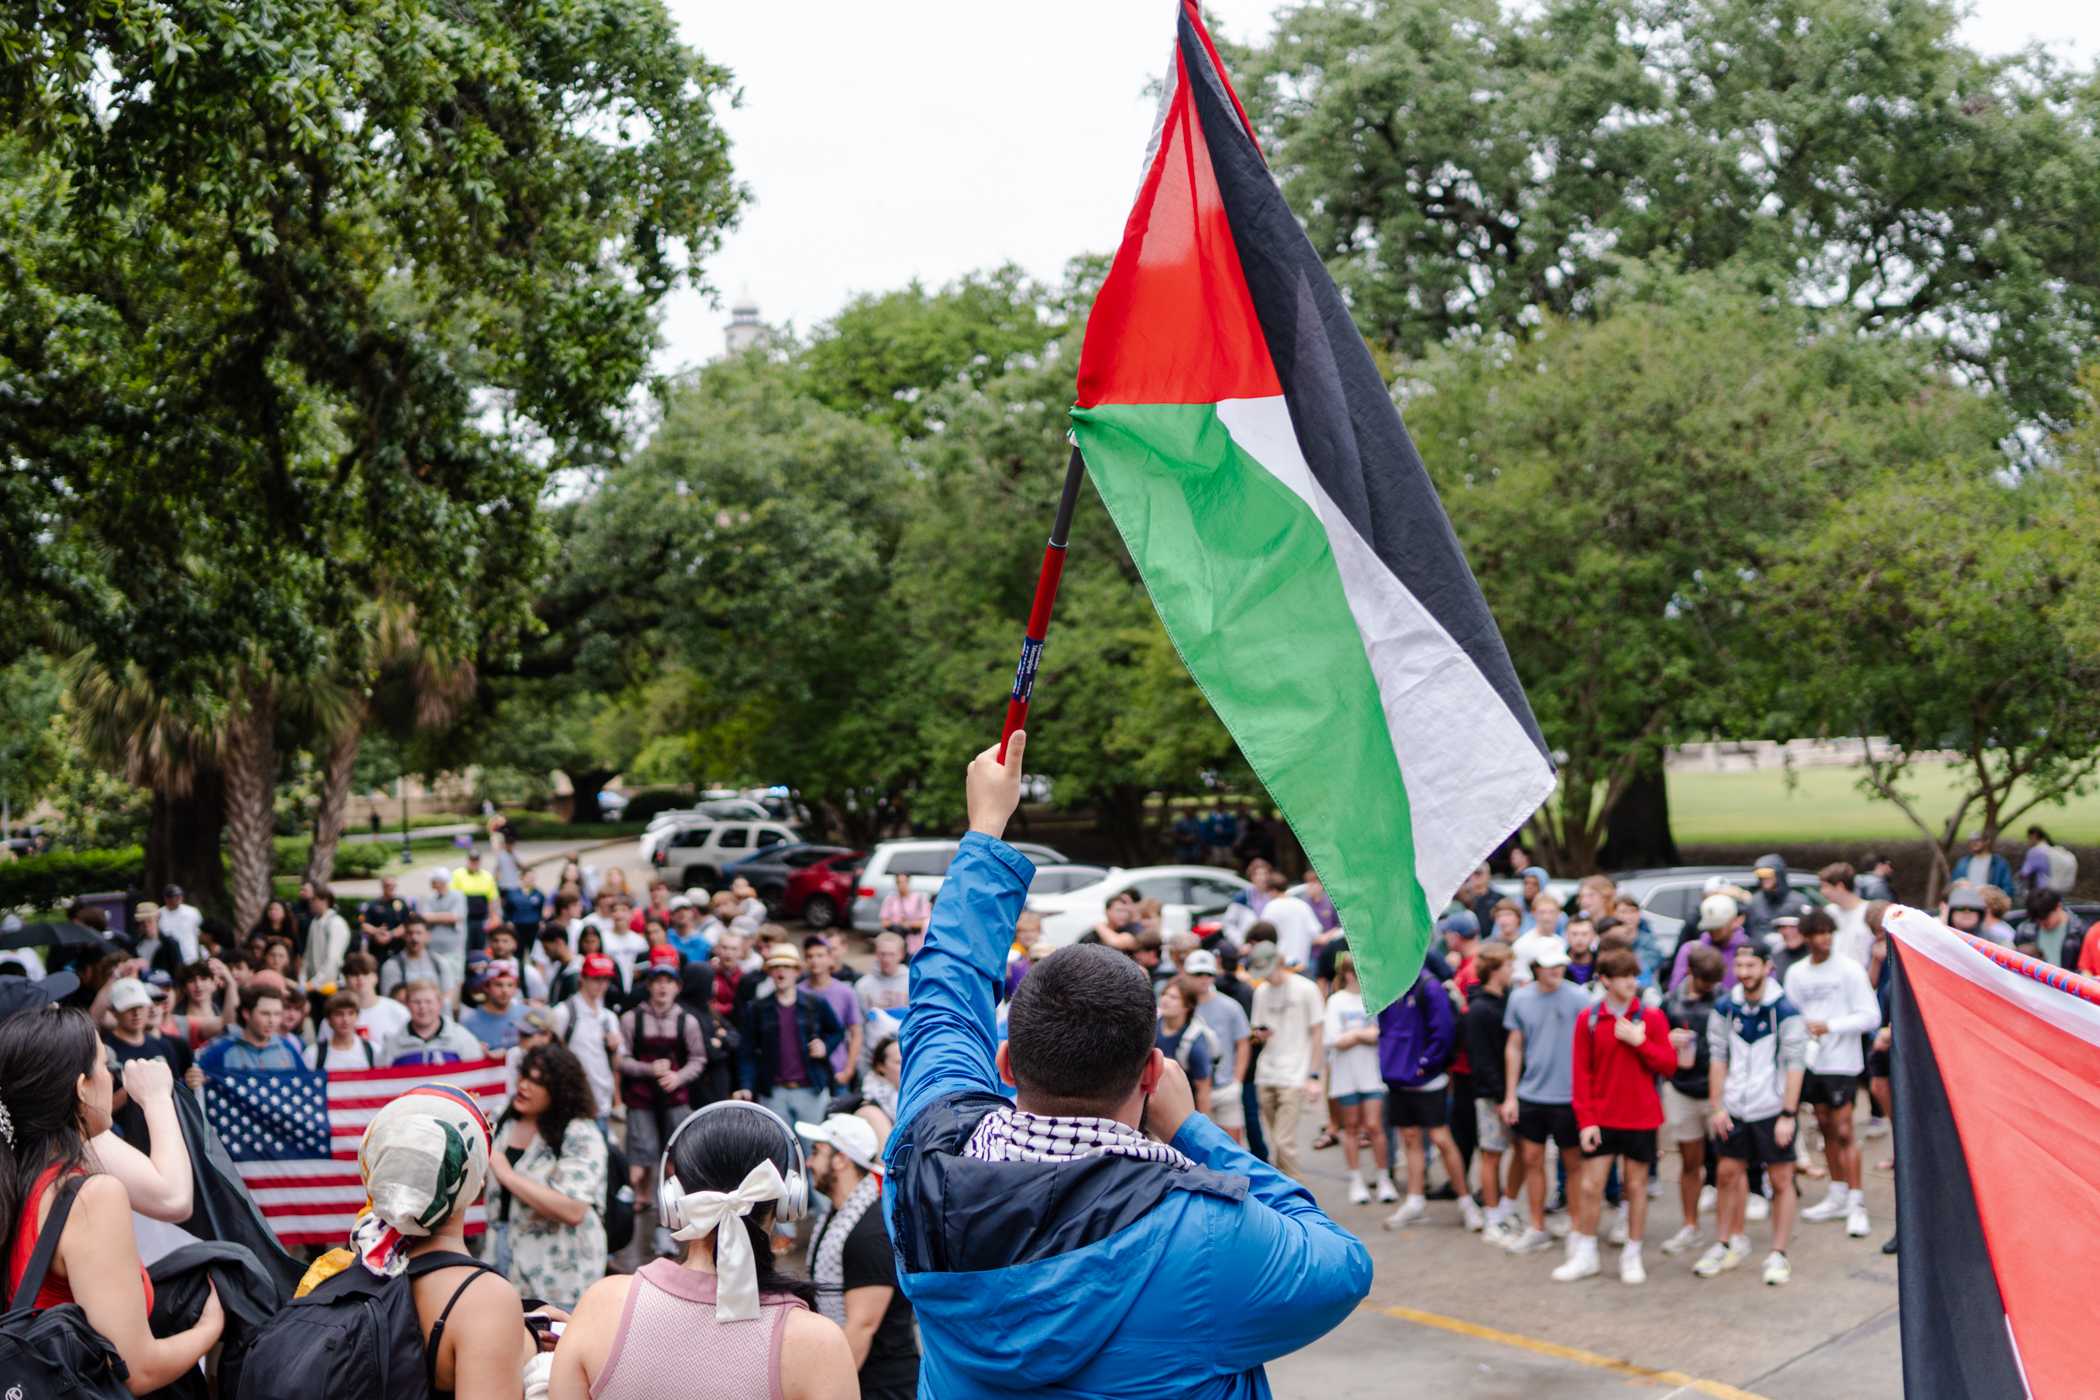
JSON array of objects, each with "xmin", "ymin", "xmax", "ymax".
[{"xmin": 591, "ymin": 1258, "xmax": 806, "ymax": 1400}]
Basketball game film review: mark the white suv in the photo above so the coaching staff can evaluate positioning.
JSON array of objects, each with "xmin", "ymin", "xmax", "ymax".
[
  {"xmin": 850, "ymin": 837, "xmax": 1069, "ymax": 932},
  {"xmin": 645, "ymin": 819, "xmax": 801, "ymax": 889}
]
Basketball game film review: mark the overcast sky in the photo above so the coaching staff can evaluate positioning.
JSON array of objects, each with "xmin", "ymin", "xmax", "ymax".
[{"xmin": 653, "ymin": 0, "xmax": 2100, "ymax": 372}]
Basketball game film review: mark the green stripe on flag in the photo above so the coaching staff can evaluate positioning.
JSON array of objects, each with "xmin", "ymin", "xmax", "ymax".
[{"xmin": 1073, "ymin": 401, "xmax": 1432, "ymax": 1010}]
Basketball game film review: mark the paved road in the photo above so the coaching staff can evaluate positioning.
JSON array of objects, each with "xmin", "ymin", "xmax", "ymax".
[{"xmin": 1267, "ymin": 1121, "xmax": 1903, "ymax": 1399}]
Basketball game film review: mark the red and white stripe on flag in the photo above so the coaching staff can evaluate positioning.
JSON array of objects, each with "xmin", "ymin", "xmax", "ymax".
[{"xmin": 235, "ymin": 1058, "xmax": 510, "ymax": 1248}]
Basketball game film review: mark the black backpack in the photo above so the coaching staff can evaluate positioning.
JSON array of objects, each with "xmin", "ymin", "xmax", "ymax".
[
  {"xmin": 226, "ymin": 1250, "xmax": 498, "ymax": 1400},
  {"xmin": 0, "ymin": 1177, "xmax": 132, "ymax": 1398},
  {"xmin": 589, "ymin": 1128, "xmax": 635, "ymax": 1255}
]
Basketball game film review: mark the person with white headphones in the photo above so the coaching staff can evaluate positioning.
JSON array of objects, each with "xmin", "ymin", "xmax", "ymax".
[{"xmin": 547, "ymin": 1100, "xmax": 855, "ymax": 1400}]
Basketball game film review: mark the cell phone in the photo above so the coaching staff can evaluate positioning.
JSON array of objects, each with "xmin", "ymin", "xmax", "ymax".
[{"xmin": 525, "ymin": 1315, "xmax": 565, "ymax": 1339}]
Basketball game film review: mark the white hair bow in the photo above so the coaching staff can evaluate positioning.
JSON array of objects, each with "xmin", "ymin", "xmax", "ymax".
[{"xmin": 668, "ymin": 1159, "xmax": 789, "ymax": 1321}]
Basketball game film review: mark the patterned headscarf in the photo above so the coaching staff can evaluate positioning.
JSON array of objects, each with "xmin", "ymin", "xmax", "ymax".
[{"xmin": 349, "ymin": 1082, "xmax": 493, "ymax": 1276}]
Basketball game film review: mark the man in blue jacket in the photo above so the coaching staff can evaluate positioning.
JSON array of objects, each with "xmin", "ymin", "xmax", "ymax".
[{"xmin": 885, "ymin": 732, "xmax": 1372, "ymax": 1398}]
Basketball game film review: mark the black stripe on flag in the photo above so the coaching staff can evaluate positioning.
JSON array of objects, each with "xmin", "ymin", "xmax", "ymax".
[
  {"xmin": 1176, "ymin": 13, "xmax": 1550, "ymax": 761},
  {"xmin": 1889, "ymin": 945, "xmax": 2027, "ymax": 1399}
]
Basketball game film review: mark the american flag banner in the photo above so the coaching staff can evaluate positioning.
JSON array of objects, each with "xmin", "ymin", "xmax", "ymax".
[{"xmin": 205, "ymin": 1058, "xmax": 510, "ymax": 1247}]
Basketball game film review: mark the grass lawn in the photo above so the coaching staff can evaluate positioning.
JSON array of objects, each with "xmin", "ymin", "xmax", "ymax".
[{"xmin": 1667, "ymin": 759, "xmax": 2100, "ymax": 845}]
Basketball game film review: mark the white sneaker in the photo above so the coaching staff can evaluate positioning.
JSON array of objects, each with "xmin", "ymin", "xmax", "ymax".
[
  {"xmin": 1763, "ymin": 1250, "xmax": 1792, "ymax": 1286},
  {"xmin": 1697, "ymin": 1184, "xmax": 1717, "ymax": 1215},
  {"xmin": 1620, "ymin": 1247, "xmax": 1647, "ymax": 1284},
  {"xmin": 1860, "ymin": 1116, "xmax": 1890, "ymax": 1139},
  {"xmin": 1746, "ymin": 1193, "xmax": 1770, "ymax": 1222},
  {"xmin": 1660, "ymin": 1223, "xmax": 1701, "ymax": 1256},
  {"xmin": 1383, "ymin": 1196, "xmax": 1427, "ymax": 1230},
  {"xmin": 1550, "ymin": 1241, "xmax": 1601, "ymax": 1282},
  {"xmin": 1605, "ymin": 1204, "xmax": 1629, "ymax": 1246},
  {"xmin": 1461, "ymin": 1196, "xmax": 1485, "ymax": 1232},
  {"xmin": 1694, "ymin": 1238, "xmax": 1750, "ymax": 1278},
  {"xmin": 1375, "ymin": 1176, "xmax": 1399, "ymax": 1204},
  {"xmin": 1846, "ymin": 1204, "xmax": 1872, "ymax": 1238},
  {"xmin": 1480, "ymin": 1216, "xmax": 1518, "ymax": 1247},
  {"xmin": 1546, "ymin": 1212, "xmax": 1571, "ymax": 1238},
  {"xmin": 1348, "ymin": 1177, "xmax": 1372, "ymax": 1206},
  {"xmin": 1801, "ymin": 1185, "xmax": 1849, "ymax": 1221},
  {"xmin": 1504, "ymin": 1226, "xmax": 1555, "ymax": 1255}
]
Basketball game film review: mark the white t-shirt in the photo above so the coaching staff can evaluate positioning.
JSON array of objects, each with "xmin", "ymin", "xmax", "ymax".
[
  {"xmin": 159, "ymin": 904, "xmax": 203, "ymax": 964},
  {"xmin": 1322, "ymin": 989, "xmax": 1384, "ymax": 1098},
  {"xmin": 356, "ymin": 996, "xmax": 410, "ymax": 1045},
  {"xmin": 1260, "ymin": 896, "xmax": 1324, "ymax": 971},
  {"xmin": 1251, "ymin": 973, "xmax": 1325, "ymax": 1087},
  {"xmin": 602, "ymin": 928, "xmax": 650, "ymax": 979},
  {"xmin": 1509, "ymin": 931, "xmax": 1569, "ymax": 985},
  {"xmin": 553, "ymin": 998, "xmax": 625, "ymax": 1117},
  {"xmin": 1784, "ymin": 954, "xmax": 1880, "ymax": 1077},
  {"xmin": 306, "ymin": 1038, "xmax": 379, "ymax": 1071},
  {"xmin": 1829, "ymin": 901, "xmax": 1873, "ymax": 968}
]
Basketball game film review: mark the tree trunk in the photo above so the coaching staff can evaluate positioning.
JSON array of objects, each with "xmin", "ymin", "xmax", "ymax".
[
  {"xmin": 1095, "ymin": 784, "xmax": 1152, "ymax": 865},
  {"xmin": 222, "ymin": 689, "xmax": 279, "ymax": 935},
  {"xmin": 306, "ymin": 720, "xmax": 363, "ymax": 887},
  {"xmin": 146, "ymin": 765, "xmax": 228, "ymax": 919},
  {"xmin": 1597, "ymin": 758, "xmax": 1680, "ymax": 870},
  {"xmin": 566, "ymin": 768, "xmax": 617, "ymax": 826}
]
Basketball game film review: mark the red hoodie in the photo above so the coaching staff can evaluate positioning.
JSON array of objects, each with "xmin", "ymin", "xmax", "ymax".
[{"xmin": 1570, "ymin": 998, "xmax": 1679, "ymax": 1130}]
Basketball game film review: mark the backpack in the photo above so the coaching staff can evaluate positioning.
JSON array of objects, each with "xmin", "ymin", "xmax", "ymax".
[
  {"xmin": 0, "ymin": 1177, "xmax": 133, "ymax": 1398},
  {"xmin": 226, "ymin": 1250, "xmax": 498, "ymax": 1400}
]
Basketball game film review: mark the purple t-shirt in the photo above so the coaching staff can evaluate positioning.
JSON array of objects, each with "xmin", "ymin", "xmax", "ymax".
[
  {"xmin": 775, "ymin": 997, "xmax": 809, "ymax": 1086},
  {"xmin": 809, "ymin": 978, "xmax": 862, "ymax": 1077}
]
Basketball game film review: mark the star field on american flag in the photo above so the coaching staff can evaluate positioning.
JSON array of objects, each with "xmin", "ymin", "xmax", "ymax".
[{"xmin": 207, "ymin": 1067, "xmax": 332, "ymax": 1159}]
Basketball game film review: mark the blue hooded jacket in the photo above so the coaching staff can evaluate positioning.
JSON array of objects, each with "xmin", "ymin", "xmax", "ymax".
[
  {"xmin": 1375, "ymin": 971, "xmax": 1455, "ymax": 1088},
  {"xmin": 884, "ymin": 833, "xmax": 1372, "ymax": 1398}
]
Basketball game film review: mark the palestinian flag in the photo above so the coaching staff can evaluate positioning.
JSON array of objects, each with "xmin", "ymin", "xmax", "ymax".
[
  {"xmin": 1887, "ymin": 906, "xmax": 2100, "ymax": 1398},
  {"xmin": 1071, "ymin": 1, "xmax": 1553, "ymax": 1008}
]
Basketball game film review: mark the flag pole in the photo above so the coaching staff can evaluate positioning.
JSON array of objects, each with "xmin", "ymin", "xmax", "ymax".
[{"xmin": 999, "ymin": 445, "xmax": 1087, "ymax": 763}]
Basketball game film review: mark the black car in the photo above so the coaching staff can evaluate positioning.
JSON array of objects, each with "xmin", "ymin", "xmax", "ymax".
[{"xmin": 721, "ymin": 843, "xmax": 857, "ymax": 916}]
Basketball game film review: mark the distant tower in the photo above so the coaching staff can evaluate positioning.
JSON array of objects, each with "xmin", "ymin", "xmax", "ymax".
[{"xmin": 724, "ymin": 287, "xmax": 766, "ymax": 355}]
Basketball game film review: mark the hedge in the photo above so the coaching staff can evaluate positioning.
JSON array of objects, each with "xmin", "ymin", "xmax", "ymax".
[{"xmin": 0, "ymin": 838, "xmax": 394, "ymax": 911}]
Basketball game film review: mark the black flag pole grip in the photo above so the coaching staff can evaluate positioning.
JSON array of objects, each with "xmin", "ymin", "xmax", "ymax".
[{"xmin": 999, "ymin": 445, "xmax": 1087, "ymax": 763}]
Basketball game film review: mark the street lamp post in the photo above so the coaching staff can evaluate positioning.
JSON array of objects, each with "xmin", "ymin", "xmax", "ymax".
[{"xmin": 399, "ymin": 777, "xmax": 413, "ymax": 866}]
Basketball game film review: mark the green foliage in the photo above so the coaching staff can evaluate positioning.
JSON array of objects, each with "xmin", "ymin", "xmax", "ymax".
[
  {"xmin": 0, "ymin": 655, "xmax": 65, "ymax": 813},
  {"xmin": 1403, "ymin": 271, "xmax": 2010, "ymax": 868},
  {"xmin": 1236, "ymin": 0, "xmax": 2100, "ymax": 432},
  {"xmin": 0, "ymin": 847, "xmax": 145, "ymax": 911}
]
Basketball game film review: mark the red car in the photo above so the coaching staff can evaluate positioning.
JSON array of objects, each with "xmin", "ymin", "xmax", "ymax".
[{"xmin": 783, "ymin": 849, "xmax": 864, "ymax": 930}]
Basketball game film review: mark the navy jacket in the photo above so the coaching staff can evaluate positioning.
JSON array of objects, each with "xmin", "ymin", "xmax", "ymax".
[
  {"xmin": 885, "ymin": 833, "xmax": 1371, "ymax": 1397},
  {"xmin": 736, "ymin": 989, "xmax": 843, "ymax": 1096}
]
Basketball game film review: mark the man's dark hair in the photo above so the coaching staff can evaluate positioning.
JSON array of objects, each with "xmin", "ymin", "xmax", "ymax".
[
  {"xmin": 1595, "ymin": 948, "xmax": 1640, "ymax": 980},
  {"xmin": 311, "ymin": 885, "xmax": 333, "ymax": 906},
  {"xmin": 238, "ymin": 982, "xmax": 283, "ymax": 1017},
  {"xmin": 1593, "ymin": 915, "xmax": 1622, "ymax": 936},
  {"xmin": 2026, "ymin": 888, "xmax": 2063, "ymax": 921},
  {"xmin": 1818, "ymin": 862, "xmax": 1855, "ymax": 891},
  {"xmin": 342, "ymin": 952, "xmax": 378, "ymax": 978},
  {"xmin": 1862, "ymin": 852, "xmax": 1887, "ymax": 870},
  {"xmin": 402, "ymin": 913, "xmax": 427, "ymax": 932},
  {"xmin": 1134, "ymin": 929, "xmax": 1163, "ymax": 955},
  {"xmin": 1686, "ymin": 943, "xmax": 1726, "ymax": 985},
  {"xmin": 803, "ymin": 934, "xmax": 828, "ymax": 953},
  {"xmin": 1007, "ymin": 945, "xmax": 1157, "ymax": 1107},
  {"xmin": 1244, "ymin": 921, "xmax": 1278, "ymax": 947},
  {"xmin": 1800, "ymin": 908, "xmax": 1836, "ymax": 938}
]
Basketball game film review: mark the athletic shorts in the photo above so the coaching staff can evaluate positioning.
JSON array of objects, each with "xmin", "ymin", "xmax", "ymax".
[
  {"xmin": 1581, "ymin": 1125, "xmax": 1658, "ymax": 1165},
  {"xmin": 1717, "ymin": 1115, "xmax": 1794, "ymax": 1167},
  {"xmin": 1802, "ymin": 1072, "xmax": 1859, "ymax": 1110},
  {"xmin": 1387, "ymin": 1085, "xmax": 1449, "ymax": 1129},
  {"xmin": 1660, "ymin": 1083, "xmax": 1708, "ymax": 1144},
  {"xmin": 1473, "ymin": 1099, "xmax": 1511, "ymax": 1154},
  {"xmin": 622, "ymin": 1102, "xmax": 691, "ymax": 1168},
  {"xmin": 1331, "ymin": 1090, "xmax": 1380, "ymax": 1107},
  {"xmin": 1209, "ymin": 1081, "xmax": 1245, "ymax": 1130},
  {"xmin": 1514, "ymin": 1099, "xmax": 1580, "ymax": 1151},
  {"xmin": 1868, "ymin": 1045, "xmax": 1892, "ymax": 1079}
]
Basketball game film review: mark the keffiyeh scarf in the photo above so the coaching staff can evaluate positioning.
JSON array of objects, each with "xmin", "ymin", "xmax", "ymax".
[
  {"xmin": 963, "ymin": 1106, "xmax": 1192, "ymax": 1169},
  {"xmin": 859, "ymin": 1072, "xmax": 899, "ymax": 1122},
  {"xmin": 810, "ymin": 1174, "xmax": 882, "ymax": 1327}
]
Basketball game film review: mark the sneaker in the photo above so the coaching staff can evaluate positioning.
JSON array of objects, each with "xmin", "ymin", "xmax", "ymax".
[
  {"xmin": 1697, "ymin": 1184, "xmax": 1717, "ymax": 1215},
  {"xmin": 1504, "ymin": 1226, "xmax": 1555, "ymax": 1255},
  {"xmin": 1802, "ymin": 1189, "xmax": 1850, "ymax": 1222},
  {"xmin": 1660, "ymin": 1224, "xmax": 1701, "ymax": 1256},
  {"xmin": 1846, "ymin": 1204, "xmax": 1872, "ymax": 1238},
  {"xmin": 1425, "ymin": 1182, "xmax": 1460, "ymax": 1202},
  {"xmin": 1461, "ymin": 1196, "xmax": 1485, "ymax": 1232},
  {"xmin": 1383, "ymin": 1197, "xmax": 1427, "ymax": 1230},
  {"xmin": 1694, "ymin": 1239, "xmax": 1749, "ymax": 1278},
  {"xmin": 1860, "ymin": 1116, "xmax": 1890, "ymax": 1139},
  {"xmin": 1620, "ymin": 1247, "xmax": 1647, "ymax": 1285},
  {"xmin": 1348, "ymin": 1177, "xmax": 1372, "ymax": 1206},
  {"xmin": 1480, "ymin": 1216, "xmax": 1518, "ymax": 1247},
  {"xmin": 1647, "ymin": 1176, "xmax": 1663, "ymax": 1199},
  {"xmin": 1763, "ymin": 1251, "xmax": 1792, "ymax": 1286},
  {"xmin": 1605, "ymin": 1204, "xmax": 1629, "ymax": 1247},
  {"xmin": 1546, "ymin": 1212, "xmax": 1571, "ymax": 1238},
  {"xmin": 1746, "ymin": 1193, "xmax": 1770, "ymax": 1223},
  {"xmin": 1882, "ymin": 1235, "xmax": 1899, "ymax": 1255},
  {"xmin": 1550, "ymin": 1241, "xmax": 1601, "ymax": 1282},
  {"xmin": 1375, "ymin": 1176, "xmax": 1399, "ymax": 1204}
]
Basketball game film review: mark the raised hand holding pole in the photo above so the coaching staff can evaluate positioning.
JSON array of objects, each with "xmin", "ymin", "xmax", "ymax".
[{"xmin": 999, "ymin": 445, "xmax": 1087, "ymax": 763}]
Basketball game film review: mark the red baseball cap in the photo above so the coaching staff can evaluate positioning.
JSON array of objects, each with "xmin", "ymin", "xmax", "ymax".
[
  {"xmin": 648, "ymin": 944, "xmax": 681, "ymax": 969},
  {"xmin": 581, "ymin": 953, "xmax": 616, "ymax": 980}
]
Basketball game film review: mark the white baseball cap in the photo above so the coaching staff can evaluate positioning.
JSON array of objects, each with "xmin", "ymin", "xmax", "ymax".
[
  {"xmin": 431, "ymin": 867, "xmax": 453, "ymax": 885},
  {"xmin": 795, "ymin": 1113, "xmax": 881, "ymax": 1172},
  {"xmin": 107, "ymin": 977, "xmax": 153, "ymax": 1013},
  {"xmin": 1531, "ymin": 943, "xmax": 1571, "ymax": 970},
  {"xmin": 1698, "ymin": 894, "xmax": 1741, "ymax": 931},
  {"xmin": 1182, "ymin": 949, "xmax": 1221, "ymax": 976}
]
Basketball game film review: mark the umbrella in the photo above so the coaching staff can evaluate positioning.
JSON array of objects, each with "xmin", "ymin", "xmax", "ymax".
[{"xmin": 0, "ymin": 920, "xmax": 108, "ymax": 952}]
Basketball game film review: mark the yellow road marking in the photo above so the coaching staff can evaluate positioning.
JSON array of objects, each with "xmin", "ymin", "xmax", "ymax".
[{"xmin": 1367, "ymin": 1303, "xmax": 1771, "ymax": 1399}]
